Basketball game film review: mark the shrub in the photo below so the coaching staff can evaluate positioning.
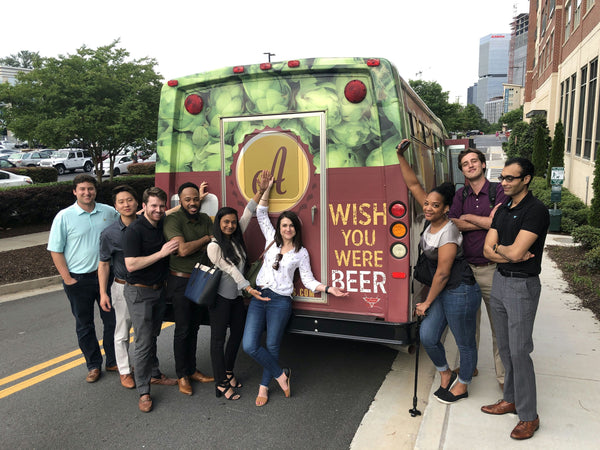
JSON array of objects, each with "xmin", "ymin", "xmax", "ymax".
[
  {"xmin": 571, "ymin": 225, "xmax": 600, "ymax": 250},
  {"xmin": 583, "ymin": 246, "xmax": 600, "ymax": 271},
  {"xmin": 530, "ymin": 176, "xmax": 589, "ymax": 231},
  {"xmin": 4, "ymin": 166, "xmax": 58, "ymax": 183},
  {"xmin": 128, "ymin": 162, "xmax": 155, "ymax": 175},
  {"xmin": 0, "ymin": 175, "xmax": 155, "ymax": 228}
]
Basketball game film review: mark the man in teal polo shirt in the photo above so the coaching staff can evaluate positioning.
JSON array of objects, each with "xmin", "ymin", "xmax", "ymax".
[{"xmin": 48, "ymin": 174, "xmax": 119, "ymax": 383}]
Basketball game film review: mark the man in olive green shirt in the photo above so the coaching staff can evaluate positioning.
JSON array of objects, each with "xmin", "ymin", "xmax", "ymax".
[{"xmin": 164, "ymin": 181, "xmax": 215, "ymax": 395}]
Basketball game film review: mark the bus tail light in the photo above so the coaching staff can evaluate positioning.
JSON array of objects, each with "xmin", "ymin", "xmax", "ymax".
[
  {"xmin": 184, "ymin": 94, "xmax": 204, "ymax": 115},
  {"xmin": 260, "ymin": 63, "xmax": 272, "ymax": 70},
  {"xmin": 366, "ymin": 59, "xmax": 380, "ymax": 67},
  {"xmin": 233, "ymin": 66, "xmax": 245, "ymax": 73},
  {"xmin": 392, "ymin": 272, "xmax": 407, "ymax": 279},
  {"xmin": 391, "ymin": 222, "xmax": 407, "ymax": 239},
  {"xmin": 390, "ymin": 242, "xmax": 407, "ymax": 259},
  {"xmin": 390, "ymin": 201, "xmax": 406, "ymax": 218},
  {"xmin": 288, "ymin": 60, "xmax": 300, "ymax": 68},
  {"xmin": 167, "ymin": 80, "xmax": 178, "ymax": 87}
]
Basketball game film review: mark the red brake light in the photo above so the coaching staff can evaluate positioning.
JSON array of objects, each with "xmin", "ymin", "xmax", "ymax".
[
  {"xmin": 233, "ymin": 66, "xmax": 244, "ymax": 73},
  {"xmin": 184, "ymin": 94, "xmax": 204, "ymax": 115},
  {"xmin": 167, "ymin": 80, "xmax": 178, "ymax": 87},
  {"xmin": 344, "ymin": 80, "xmax": 367, "ymax": 104},
  {"xmin": 392, "ymin": 272, "xmax": 407, "ymax": 279},
  {"xmin": 260, "ymin": 63, "xmax": 272, "ymax": 70},
  {"xmin": 366, "ymin": 59, "xmax": 380, "ymax": 66},
  {"xmin": 390, "ymin": 202, "xmax": 406, "ymax": 218},
  {"xmin": 288, "ymin": 60, "xmax": 300, "ymax": 68}
]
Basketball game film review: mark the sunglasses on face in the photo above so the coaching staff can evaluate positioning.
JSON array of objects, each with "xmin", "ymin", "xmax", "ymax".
[
  {"xmin": 273, "ymin": 253, "xmax": 283, "ymax": 270},
  {"xmin": 498, "ymin": 175, "xmax": 524, "ymax": 182}
]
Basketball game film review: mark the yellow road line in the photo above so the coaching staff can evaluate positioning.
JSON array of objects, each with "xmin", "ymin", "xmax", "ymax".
[{"xmin": 0, "ymin": 322, "xmax": 173, "ymax": 399}]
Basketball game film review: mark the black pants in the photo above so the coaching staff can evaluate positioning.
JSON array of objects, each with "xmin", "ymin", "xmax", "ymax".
[
  {"xmin": 209, "ymin": 294, "xmax": 246, "ymax": 385},
  {"xmin": 166, "ymin": 274, "xmax": 205, "ymax": 379}
]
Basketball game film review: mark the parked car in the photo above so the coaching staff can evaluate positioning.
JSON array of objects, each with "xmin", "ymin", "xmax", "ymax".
[
  {"xmin": 94, "ymin": 154, "xmax": 134, "ymax": 177},
  {"xmin": 11, "ymin": 151, "xmax": 54, "ymax": 167},
  {"xmin": 0, "ymin": 157, "xmax": 17, "ymax": 169},
  {"xmin": 142, "ymin": 153, "xmax": 156, "ymax": 162},
  {"xmin": 0, "ymin": 149, "xmax": 17, "ymax": 156},
  {"xmin": 38, "ymin": 149, "xmax": 93, "ymax": 175},
  {"xmin": 0, "ymin": 169, "xmax": 33, "ymax": 188}
]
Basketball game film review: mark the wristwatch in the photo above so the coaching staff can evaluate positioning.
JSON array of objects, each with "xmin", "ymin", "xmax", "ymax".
[{"xmin": 493, "ymin": 243, "xmax": 499, "ymax": 253}]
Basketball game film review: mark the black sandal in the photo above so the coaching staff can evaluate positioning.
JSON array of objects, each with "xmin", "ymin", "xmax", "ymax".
[
  {"xmin": 215, "ymin": 382, "xmax": 241, "ymax": 401},
  {"xmin": 226, "ymin": 371, "xmax": 242, "ymax": 388}
]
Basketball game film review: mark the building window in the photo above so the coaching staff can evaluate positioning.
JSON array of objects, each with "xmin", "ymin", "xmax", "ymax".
[
  {"xmin": 575, "ymin": 0, "xmax": 582, "ymax": 28},
  {"xmin": 584, "ymin": 60, "xmax": 597, "ymax": 160},
  {"xmin": 576, "ymin": 65, "xmax": 587, "ymax": 157},
  {"xmin": 560, "ymin": 81, "xmax": 565, "ymax": 124},
  {"xmin": 565, "ymin": 1, "xmax": 572, "ymax": 41},
  {"xmin": 567, "ymin": 73, "xmax": 577, "ymax": 153}
]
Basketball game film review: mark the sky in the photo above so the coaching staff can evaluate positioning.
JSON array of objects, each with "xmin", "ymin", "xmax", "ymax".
[{"xmin": 4, "ymin": 0, "xmax": 530, "ymax": 105}]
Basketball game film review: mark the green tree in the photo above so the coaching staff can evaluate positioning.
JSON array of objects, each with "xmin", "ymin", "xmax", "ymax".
[
  {"xmin": 589, "ymin": 144, "xmax": 600, "ymax": 227},
  {"xmin": 458, "ymin": 104, "xmax": 486, "ymax": 132},
  {"xmin": 409, "ymin": 79, "xmax": 449, "ymax": 120},
  {"xmin": 506, "ymin": 120, "xmax": 528, "ymax": 158},
  {"xmin": 0, "ymin": 41, "xmax": 161, "ymax": 181},
  {"xmin": 497, "ymin": 106, "xmax": 523, "ymax": 130},
  {"xmin": 547, "ymin": 121, "xmax": 565, "ymax": 187},
  {"xmin": 532, "ymin": 125, "xmax": 548, "ymax": 177},
  {"xmin": 0, "ymin": 50, "xmax": 41, "ymax": 69}
]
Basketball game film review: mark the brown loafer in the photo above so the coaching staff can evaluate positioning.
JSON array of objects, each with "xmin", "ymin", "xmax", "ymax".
[
  {"xmin": 120, "ymin": 374, "xmax": 135, "ymax": 389},
  {"xmin": 481, "ymin": 399, "xmax": 517, "ymax": 415},
  {"xmin": 178, "ymin": 376, "xmax": 193, "ymax": 395},
  {"xmin": 189, "ymin": 370, "xmax": 214, "ymax": 383},
  {"xmin": 138, "ymin": 394, "xmax": 153, "ymax": 413},
  {"xmin": 510, "ymin": 416, "xmax": 539, "ymax": 440},
  {"xmin": 85, "ymin": 368, "xmax": 101, "ymax": 383},
  {"xmin": 150, "ymin": 374, "xmax": 178, "ymax": 386},
  {"xmin": 106, "ymin": 365, "xmax": 118, "ymax": 372}
]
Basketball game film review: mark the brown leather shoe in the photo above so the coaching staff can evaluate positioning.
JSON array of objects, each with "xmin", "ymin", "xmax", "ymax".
[
  {"xmin": 481, "ymin": 399, "xmax": 517, "ymax": 415},
  {"xmin": 138, "ymin": 394, "xmax": 153, "ymax": 413},
  {"xmin": 452, "ymin": 367, "xmax": 478, "ymax": 377},
  {"xmin": 120, "ymin": 374, "xmax": 135, "ymax": 389},
  {"xmin": 106, "ymin": 365, "xmax": 118, "ymax": 372},
  {"xmin": 85, "ymin": 368, "xmax": 101, "ymax": 383},
  {"xmin": 178, "ymin": 376, "xmax": 193, "ymax": 395},
  {"xmin": 510, "ymin": 416, "xmax": 539, "ymax": 440},
  {"xmin": 189, "ymin": 370, "xmax": 214, "ymax": 383},
  {"xmin": 150, "ymin": 374, "xmax": 178, "ymax": 386}
]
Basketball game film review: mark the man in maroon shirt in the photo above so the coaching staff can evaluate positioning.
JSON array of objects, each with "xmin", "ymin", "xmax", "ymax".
[{"xmin": 448, "ymin": 148, "xmax": 508, "ymax": 390}]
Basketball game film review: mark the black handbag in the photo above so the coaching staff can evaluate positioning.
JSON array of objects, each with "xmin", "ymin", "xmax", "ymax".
[
  {"xmin": 184, "ymin": 263, "xmax": 222, "ymax": 307},
  {"xmin": 414, "ymin": 248, "xmax": 435, "ymax": 286}
]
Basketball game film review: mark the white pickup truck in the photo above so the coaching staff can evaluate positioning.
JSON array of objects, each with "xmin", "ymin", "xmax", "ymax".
[{"xmin": 39, "ymin": 149, "xmax": 93, "ymax": 175}]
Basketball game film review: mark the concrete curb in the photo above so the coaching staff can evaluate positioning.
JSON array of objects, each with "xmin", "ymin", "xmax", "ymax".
[{"xmin": 0, "ymin": 275, "xmax": 62, "ymax": 299}]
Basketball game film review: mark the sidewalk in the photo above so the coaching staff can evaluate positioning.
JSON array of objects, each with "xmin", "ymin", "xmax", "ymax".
[{"xmin": 353, "ymin": 233, "xmax": 600, "ymax": 449}]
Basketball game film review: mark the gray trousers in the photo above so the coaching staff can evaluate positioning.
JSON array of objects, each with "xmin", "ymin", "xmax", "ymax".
[
  {"xmin": 124, "ymin": 284, "xmax": 166, "ymax": 396},
  {"xmin": 489, "ymin": 270, "xmax": 540, "ymax": 421}
]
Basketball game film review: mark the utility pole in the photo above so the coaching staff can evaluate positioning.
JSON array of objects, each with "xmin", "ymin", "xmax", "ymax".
[{"xmin": 264, "ymin": 52, "xmax": 275, "ymax": 63}]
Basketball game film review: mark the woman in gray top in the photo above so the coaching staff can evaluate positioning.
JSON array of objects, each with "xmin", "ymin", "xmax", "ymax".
[{"xmin": 206, "ymin": 191, "xmax": 269, "ymax": 400}]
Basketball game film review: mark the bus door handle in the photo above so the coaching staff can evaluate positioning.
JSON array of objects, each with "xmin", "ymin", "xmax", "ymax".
[{"xmin": 311, "ymin": 205, "xmax": 317, "ymax": 224}]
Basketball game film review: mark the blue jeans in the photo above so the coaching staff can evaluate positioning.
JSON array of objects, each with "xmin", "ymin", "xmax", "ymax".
[
  {"xmin": 63, "ymin": 274, "xmax": 116, "ymax": 371},
  {"xmin": 420, "ymin": 282, "xmax": 481, "ymax": 384},
  {"xmin": 242, "ymin": 289, "xmax": 292, "ymax": 387}
]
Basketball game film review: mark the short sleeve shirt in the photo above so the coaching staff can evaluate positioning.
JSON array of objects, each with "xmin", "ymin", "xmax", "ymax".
[
  {"xmin": 47, "ymin": 202, "xmax": 118, "ymax": 273},
  {"xmin": 491, "ymin": 191, "xmax": 549, "ymax": 275},
  {"xmin": 421, "ymin": 220, "xmax": 464, "ymax": 261},
  {"xmin": 123, "ymin": 214, "xmax": 168, "ymax": 285},
  {"xmin": 163, "ymin": 209, "xmax": 213, "ymax": 274},
  {"xmin": 99, "ymin": 216, "xmax": 136, "ymax": 280},
  {"xmin": 448, "ymin": 181, "xmax": 508, "ymax": 264}
]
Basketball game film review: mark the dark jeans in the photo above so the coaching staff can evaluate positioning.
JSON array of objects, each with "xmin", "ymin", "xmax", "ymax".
[
  {"xmin": 242, "ymin": 289, "xmax": 292, "ymax": 387},
  {"xmin": 209, "ymin": 294, "xmax": 246, "ymax": 385},
  {"xmin": 63, "ymin": 274, "xmax": 116, "ymax": 371},
  {"xmin": 166, "ymin": 274, "xmax": 205, "ymax": 379},
  {"xmin": 124, "ymin": 284, "xmax": 166, "ymax": 395}
]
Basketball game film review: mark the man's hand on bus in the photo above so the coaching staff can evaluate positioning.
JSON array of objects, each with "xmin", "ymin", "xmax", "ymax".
[
  {"xmin": 396, "ymin": 139, "xmax": 411, "ymax": 157},
  {"xmin": 199, "ymin": 181, "xmax": 209, "ymax": 202}
]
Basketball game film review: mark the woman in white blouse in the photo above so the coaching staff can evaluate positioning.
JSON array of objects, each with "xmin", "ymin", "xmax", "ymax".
[{"xmin": 242, "ymin": 171, "xmax": 348, "ymax": 407}]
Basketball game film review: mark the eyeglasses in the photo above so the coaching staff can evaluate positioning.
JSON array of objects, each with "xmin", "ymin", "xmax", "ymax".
[
  {"xmin": 272, "ymin": 253, "xmax": 283, "ymax": 270},
  {"xmin": 498, "ymin": 175, "xmax": 525, "ymax": 182}
]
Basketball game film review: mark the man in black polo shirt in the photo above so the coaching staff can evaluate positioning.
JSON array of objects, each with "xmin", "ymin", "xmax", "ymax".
[
  {"xmin": 123, "ymin": 187, "xmax": 179, "ymax": 413},
  {"xmin": 481, "ymin": 157, "xmax": 549, "ymax": 440}
]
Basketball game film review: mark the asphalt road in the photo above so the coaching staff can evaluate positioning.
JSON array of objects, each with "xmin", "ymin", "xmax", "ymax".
[{"xmin": 0, "ymin": 290, "xmax": 399, "ymax": 449}]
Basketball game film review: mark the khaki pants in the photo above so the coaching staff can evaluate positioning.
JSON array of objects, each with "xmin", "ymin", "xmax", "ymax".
[{"xmin": 470, "ymin": 263, "xmax": 505, "ymax": 384}]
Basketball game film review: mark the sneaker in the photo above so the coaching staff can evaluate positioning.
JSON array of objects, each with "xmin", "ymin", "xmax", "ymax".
[
  {"xmin": 435, "ymin": 388, "xmax": 468, "ymax": 404},
  {"xmin": 433, "ymin": 371, "xmax": 457, "ymax": 397}
]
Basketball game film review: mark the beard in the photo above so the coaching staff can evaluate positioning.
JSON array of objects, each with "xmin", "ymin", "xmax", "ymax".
[{"xmin": 182, "ymin": 206, "xmax": 200, "ymax": 221}]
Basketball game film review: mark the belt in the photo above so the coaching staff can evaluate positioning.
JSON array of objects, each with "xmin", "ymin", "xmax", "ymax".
[
  {"xmin": 114, "ymin": 278, "xmax": 126, "ymax": 285},
  {"xmin": 471, "ymin": 262, "xmax": 496, "ymax": 267},
  {"xmin": 498, "ymin": 268, "xmax": 534, "ymax": 278},
  {"xmin": 69, "ymin": 270, "xmax": 98, "ymax": 278},
  {"xmin": 128, "ymin": 282, "xmax": 164, "ymax": 290},
  {"xmin": 169, "ymin": 270, "xmax": 191, "ymax": 279}
]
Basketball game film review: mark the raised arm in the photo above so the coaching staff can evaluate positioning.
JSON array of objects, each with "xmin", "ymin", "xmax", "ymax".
[{"xmin": 396, "ymin": 139, "xmax": 427, "ymax": 208}]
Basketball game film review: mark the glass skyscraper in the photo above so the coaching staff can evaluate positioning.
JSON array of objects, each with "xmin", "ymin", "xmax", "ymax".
[{"xmin": 476, "ymin": 34, "xmax": 511, "ymax": 118}]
